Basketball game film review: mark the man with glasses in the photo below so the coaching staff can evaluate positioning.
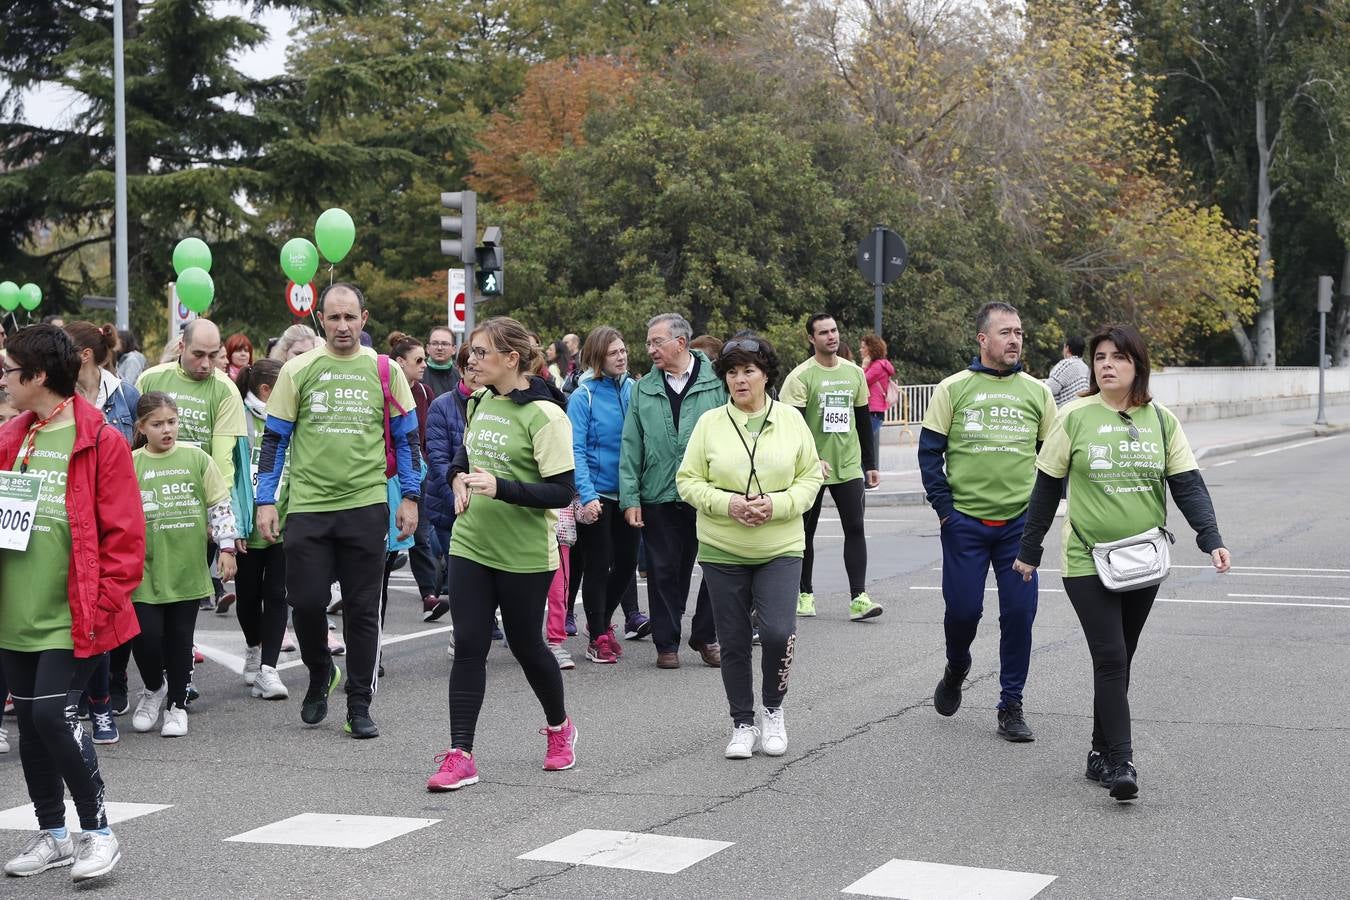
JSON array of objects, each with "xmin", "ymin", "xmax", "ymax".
[
  {"xmin": 619, "ymin": 314, "xmax": 725, "ymax": 669},
  {"xmin": 780, "ymin": 313, "xmax": 880, "ymax": 623},
  {"xmin": 918, "ymin": 302, "xmax": 1055, "ymax": 743},
  {"xmin": 422, "ymin": 326, "xmax": 460, "ymax": 398}
]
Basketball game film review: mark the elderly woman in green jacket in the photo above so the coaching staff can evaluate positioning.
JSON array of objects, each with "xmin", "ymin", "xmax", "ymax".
[{"xmin": 676, "ymin": 335, "xmax": 823, "ymax": 760}]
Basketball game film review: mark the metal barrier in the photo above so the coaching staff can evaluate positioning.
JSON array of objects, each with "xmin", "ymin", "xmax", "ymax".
[{"xmin": 884, "ymin": 382, "xmax": 937, "ymax": 445}]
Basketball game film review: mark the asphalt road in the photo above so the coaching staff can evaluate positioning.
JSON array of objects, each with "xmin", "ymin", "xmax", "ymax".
[{"xmin": 1, "ymin": 435, "xmax": 1346, "ymax": 899}]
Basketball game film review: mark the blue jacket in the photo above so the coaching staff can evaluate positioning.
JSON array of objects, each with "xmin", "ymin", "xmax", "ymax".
[
  {"xmin": 425, "ymin": 387, "xmax": 467, "ymax": 531},
  {"xmin": 568, "ymin": 370, "xmax": 634, "ymax": 504},
  {"xmin": 100, "ymin": 374, "xmax": 140, "ymax": 445}
]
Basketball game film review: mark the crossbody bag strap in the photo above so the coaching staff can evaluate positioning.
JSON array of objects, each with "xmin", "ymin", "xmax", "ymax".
[{"xmin": 1152, "ymin": 401, "xmax": 1169, "ymax": 527}]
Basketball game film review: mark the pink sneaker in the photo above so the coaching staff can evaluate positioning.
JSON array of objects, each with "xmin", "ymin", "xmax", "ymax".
[
  {"xmin": 605, "ymin": 626, "xmax": 624, "ymax": 658},
  {"xmin": 585, "ymin": 634, "xmax": 618, "ymax": 664},
  {"xmin": 542, "ymin": 718, "xmax": 577, "ymax": 771},
  {"xmin": 427, "ymin": 748, "xmax": 479, "ymax": 791}
]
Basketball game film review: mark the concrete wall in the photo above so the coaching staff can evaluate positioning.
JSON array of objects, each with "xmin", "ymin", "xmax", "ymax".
[{"xmin": 1151, "ymin": 367, "xmax": 1350, "ymax": 422}]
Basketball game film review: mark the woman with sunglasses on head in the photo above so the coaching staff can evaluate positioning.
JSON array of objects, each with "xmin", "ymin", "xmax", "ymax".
[
  {"xmin": 676, "ymin": 335, "xmax": 822, "ymax": 759},
  {"xmin": 426, "ymin": 317, "xmax": 577, "ymax": 791},
  {"xmin": 1013, "ymin": 323, "xmax": 1230, "ymax": 802}
]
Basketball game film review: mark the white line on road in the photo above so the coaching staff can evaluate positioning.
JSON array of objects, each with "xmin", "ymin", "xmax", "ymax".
[
  {"xmin": 910, "ymin": 586, "xmax": 1350, "ymax": 609},
  {"xmin": 1251, "ymin": 435, "xmax": 1341, "ymax": 457},
  {"xmin": 197, "ymin": 625, "xmax": 457, "ymax": 675},
  {"xmin": 1208, "ymin": 459, "xmax": 1237, "ymax": 467},
  {"xmin": 1228, "ymin": 592, "xmax": 1350, "ymax": 602}
]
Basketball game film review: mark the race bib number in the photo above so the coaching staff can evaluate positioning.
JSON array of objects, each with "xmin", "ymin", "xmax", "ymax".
[
  {"xmin": 250, "ymin": 446, "xmax": 260, "ymax": 491},
  {"xmin": 822, "ymin": 394, "xmax": 851, "ymax": 433},
  {"xmin": 0, "ymin": 472, "xmax": 41, "ymax": 551}
]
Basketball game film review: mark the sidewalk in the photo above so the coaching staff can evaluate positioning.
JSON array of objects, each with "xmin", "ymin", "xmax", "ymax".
[{"xmin": 849, "ymin": 403, "xmax": 1350, "ymax": 508}]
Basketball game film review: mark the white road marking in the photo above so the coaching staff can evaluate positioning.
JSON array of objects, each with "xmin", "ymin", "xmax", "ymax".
[
  {"xmin": 197, "ymin": 625, "xmax": 457, "ymax": 675},
  {"xmin": 1209, "ymin": 459, "xmax": 1237, "ymax": 467},
  {"xmin": 1251, "ymin": 435, "xmax": 1340, "ymax": 456},
  {"xmin": 519, "ymin": 829, "xmax": 733, "ymax": 874},
  {"xmin": 1228, "ymin": 592, "xmax": 1350, "ymax": 602},
  {"xmin": 0, "ymin": 802, "xmax": 172, "ymax": 832},
  {"xmin": 910, "ymin": 586, "xmax": 1350, "ymax": 609},
  {"xmin": 225, "ymin": 813, "xmax": 440, "ymax": 849},
  {"xmin": 842, "ymin": 858, "xmax": 1055, "ymax": 899}
]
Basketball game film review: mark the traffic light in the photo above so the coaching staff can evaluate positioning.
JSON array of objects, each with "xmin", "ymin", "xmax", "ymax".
[
  {"xmin": 440, "ymin": 191, "xmax": 476, "ymax": 264},
  {"xmin": 475, "ymin": 226, "xmax": 502, "ymax": 296}
]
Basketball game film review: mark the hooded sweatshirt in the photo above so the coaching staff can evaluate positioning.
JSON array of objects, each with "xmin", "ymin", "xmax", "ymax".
[
  {"xmin": 448, "ymin": 375, "xmax": 576, "ymax": 573},
  {"xmin": 568, "ymin": 369, "xmax": 634, "ymax": 504}
]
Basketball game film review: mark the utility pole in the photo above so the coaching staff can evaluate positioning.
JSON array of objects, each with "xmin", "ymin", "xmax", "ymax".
[{"xmin": 113, "ymin": 0, "xmax": 130, "ymax": 329}]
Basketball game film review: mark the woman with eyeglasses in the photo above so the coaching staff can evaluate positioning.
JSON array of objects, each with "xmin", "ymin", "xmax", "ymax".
[
  {"xmin": 567, "ymin": 327, "xmax": 648, "ymax": 663},
  {"xmin": 1013, "ymin": 323, "xmax": 1230, "ymax": 802},
  {"xmin": 676, "ymin": 335, "xmax": 822, "ymax": 759},
  {"xmin": 427, "ymin": 317, "xmax": 577, "ymax": 791}
]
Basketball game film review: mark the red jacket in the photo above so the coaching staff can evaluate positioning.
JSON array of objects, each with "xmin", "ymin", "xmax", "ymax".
[{"xmin": 0, "ymin": 394, "xmax": 144, "ymax": 656}]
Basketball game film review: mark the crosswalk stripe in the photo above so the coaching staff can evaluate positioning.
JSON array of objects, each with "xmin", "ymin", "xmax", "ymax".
[
  {"xmin": 842, "ymin": 858, "xmax": 1056, "ymax": 899},
  {"xmin": 519, "ymin": 829, "xmax": 733, "ymax": 874},
  {"xmin": 0, "ymin": 801, "xmax": 172, "ymax": 832},
  {"xmin": 224, "ymin": 813, "xmax": 440, "ymax": 849}
]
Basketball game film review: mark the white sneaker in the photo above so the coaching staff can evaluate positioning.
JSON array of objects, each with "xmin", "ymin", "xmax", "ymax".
[
  {"xmin": 70, "ymin": 830, "xmax": 120, "ymax": 882},
  {"xmin": 0, "ymin": 725, "xmax": 8, "ymax": 753},
  {"xmin": 761, "ymin": 707, "xmax": 787, "ymax": 756},
  {"xmin": 251, "ymin": 665, "xmax": 289, "ymax": 700},
  {"xmin": 131, "ymin": 684, "xmax": 167, "ymax": 733},
  {"xmin": 724, "ymin": 724, "xmax": 760, "ymax": 759},
  {"xmin": 160, "ymin": 703, "xmax": 188, "ymax": 738},
  {"xmin": 4, "ymin": 830, "xmax": 74, "ymax": 876},
  {"xmin": 243, "ymin": 645, "xmax": 262, "ymax": 685},
  {"xmin": 549, "ymin": 643, "xmax": 575, "ymax": 670}
]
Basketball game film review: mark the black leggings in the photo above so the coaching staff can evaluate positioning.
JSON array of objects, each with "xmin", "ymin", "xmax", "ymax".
[
  {"xmin": 131, "ymin": 599, "xmax": 199, "ymax": 707},
  {"xmin": 447, "ymin": 555, "xmax": 566, "ymax": 752},
  {"xmin": 1063, "ymin": 575, "xmax": 1158, "ymax": 765},
  {"xmin": 236, "ymin": 543, "xmax": 288, "ymax": 668},
  {"xmin": 801, "ymin": 477, "xmax": 868, "ymax": 597},
  {"xmin": 0, "ymin": 649, "xmax": 106, "ymax": 831},
  {"xmin": 577, "ymin": 498, "xmax": 640, "ymax": 638}
]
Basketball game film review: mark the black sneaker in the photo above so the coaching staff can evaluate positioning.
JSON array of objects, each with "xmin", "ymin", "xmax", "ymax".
[
  {"xmin": 933, "ymin": 665, "xmax": 967, "ymax": 717},
  {"xmin": 996, "ymin": 703, "xmax": 1035, "ymax": 742},
  {"xmin": 77, "ymin": 695, "xmax": 90, "ymax": 721},
  {"xmin": 344, "ymin": 709, "xmax": 380, "ymax": 739},
  {"xmin": 1085, "ymin": 750, "xmax": 1110, "ymax": 786},
  {"xmin": 110, "ymin": 673, "xmax": 129, "ymax": 716},
  {"xmin": 1108, "ymin": 760, "xmax": 1139, "ymax": 801},
  {"xmin": 300, "ymin": 662, "xmax": 341, "ymax": 725}
]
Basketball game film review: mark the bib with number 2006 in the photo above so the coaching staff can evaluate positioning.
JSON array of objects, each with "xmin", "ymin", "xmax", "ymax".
[
  {"xmin": 0, "ymin": 472, "xmax": 42, "ymax": 552},
  {"xmin": 822, "ymin": 394, "xmax": 852, "ymax": 433}
]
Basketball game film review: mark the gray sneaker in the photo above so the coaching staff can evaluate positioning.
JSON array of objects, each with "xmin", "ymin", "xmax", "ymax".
[
  {"xmin": 71, "ymin": 830, "xmax": 121, "ymax": 882},
  {"xmin": 4, "ymin": 830, "xmax": 74, "ymax": 876}
]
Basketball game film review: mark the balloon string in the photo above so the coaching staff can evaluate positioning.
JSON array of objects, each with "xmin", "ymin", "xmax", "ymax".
[{"xmin": 328, "ymin": 265, "xmax": 334, "ymax": 287}]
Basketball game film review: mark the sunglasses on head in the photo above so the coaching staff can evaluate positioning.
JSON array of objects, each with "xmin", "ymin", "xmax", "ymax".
[{"xmin": 722, "ymin": 338, "xmax": 761, "ymax": 354}]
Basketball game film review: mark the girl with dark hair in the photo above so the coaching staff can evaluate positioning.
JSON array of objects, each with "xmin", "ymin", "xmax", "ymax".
[
  {"xmin": 128, "ymin": 392, "xmax": 241, "ymax": 738},
  {"xmin": 1015, "ymin": 323, "xmax": 1231, "ymax": 802},
  {"xmin": 66, "ymin": 322, "xmax": 140, "ymax": 444},
  {"xmin": 116, "ymin": 328, "xmax": 146, "ymax": 385},
  {"xmin": 676, "ymin": 335, "xmax": 823, "ymax": 759},
  {"xmin": 0, "ymin": 324, "xmax": 144, "ymax": 882},
  {"xmin": 233, "ymin": 359, "xmax": 290, "ymax": 699}
]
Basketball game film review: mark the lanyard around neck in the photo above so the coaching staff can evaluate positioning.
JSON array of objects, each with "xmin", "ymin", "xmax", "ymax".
[
  {"xmin": 727, "ymin": 400, "xmax": 771, "ymax": 498},
  {"xmin": 20, "ymin": 397, "xmax": 74, "ymax": 473}
]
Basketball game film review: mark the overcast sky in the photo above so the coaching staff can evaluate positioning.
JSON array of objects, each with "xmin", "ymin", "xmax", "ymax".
[{"xmin": 16, "ymin": 3, "xmax": 292, "ymax": 130}]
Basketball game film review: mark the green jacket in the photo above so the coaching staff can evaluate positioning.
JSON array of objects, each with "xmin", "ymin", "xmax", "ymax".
[{"xmin": 620, "ymin": 351, "xmax": 728, "ymax": 508}]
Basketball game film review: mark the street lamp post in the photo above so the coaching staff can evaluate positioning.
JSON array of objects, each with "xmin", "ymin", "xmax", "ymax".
[{"xmin": 112, "ymin": 0, "xmax": 130, "ymax": 330}]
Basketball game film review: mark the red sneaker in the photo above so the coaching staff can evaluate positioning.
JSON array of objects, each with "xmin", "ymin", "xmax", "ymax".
[
  {"xmin": 541, "ymin": 718, "xmax": 577, "ymax": 771},
  {"xmin": 427, "ymin": 748, "xmax": 479, "ymax": 791}
]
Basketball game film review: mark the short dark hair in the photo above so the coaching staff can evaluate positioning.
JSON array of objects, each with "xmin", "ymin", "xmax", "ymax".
[
  {"xmin": 117, "ymin": 328, "xmax": 139, "ymax": 354},
  {"xmin": 975, "ymin": 302, "xmax": 1019, "ymax": 335},
  {"xmin": 6, "ymin": 325, "xmax": 80, "ymax": 398},
  {"xmin": 319, "ymin": 282, "xmax": 365, "ymax": 312},
  {"xmin": 714, "ymin": 334, "xmax": 780, "ymax": 386},
  {"xmin": 806, "ymin": 313, "xmax": 835, "ymax": 337},
  {"xmin": 1085, "ymin": 323, "xmax": 1152, "ymax": 407},
  {"xmin": 1065, "ymin": 335, "xmax": 1086, "ymax": 357}
]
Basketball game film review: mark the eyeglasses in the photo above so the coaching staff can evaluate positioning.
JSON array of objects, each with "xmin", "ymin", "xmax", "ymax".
[
  {"xmin": 1, "ymin": 366, "xmax": 22, "ymax": 377},
  {"xmin": 645, "ymin": 336, "xmax": 681, "ymax": 350},
  {"xmin": 1117, "ymin": 411, "xmax": 1140, "ymax": 441},
  {"xmin": 428, "ymin": 341, "xmax": 454, "ymax": 348},
  {"xmin": 468, "ymin": 347, "xmax": 497, "ymax": 360},
  {"xmin": 722, "ymin": 338, "xmax": 761, "ymax": 354}
]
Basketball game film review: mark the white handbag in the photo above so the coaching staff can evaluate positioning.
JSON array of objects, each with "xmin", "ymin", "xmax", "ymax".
[{"xmin": 1071, "ymin": 402, "xmax": 1175, "ymax": 592}]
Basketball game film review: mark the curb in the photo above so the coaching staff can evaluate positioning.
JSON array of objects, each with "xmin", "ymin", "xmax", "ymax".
[
  {"xmin": 1194, "ymin": 422, "xmax": 1348, "ymax": 461},
  {"xmin": 826, "ymin": 488, "xmax": 928, "ymax": 509}
]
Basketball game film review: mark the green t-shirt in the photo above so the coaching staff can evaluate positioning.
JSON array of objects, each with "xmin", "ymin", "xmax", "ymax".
[
  {"xmin": 921, "ymin": 369, "xmax": 1056, "ymax": 520},
  {"xmin": 449, "ymin": 391, "xmax": 574, "ymax": 573},
  {"xmin": 0, "ymin": 421, "xmax": 75, "ymax": 652},
  {"xmin": 266, "ymin": 346, "xmax": 415, "ymax": 514},
  {"xmin": 1037, "ymin": 396, "xmax": 1197, "ymax": 577},
  {"xmin": 245, "ymin": 410, "xmax": 288, "ymax": 549},
  {"xmin": 779, "ymin": 357, "xmax": 868, "ymax": 485},
  {"xmin": 133, "ymin": 443, "xmax": 229, "ymax": 604},
  {"xmin": 136, "ymin": 362, "xmax": 247, "ymax": 453}
]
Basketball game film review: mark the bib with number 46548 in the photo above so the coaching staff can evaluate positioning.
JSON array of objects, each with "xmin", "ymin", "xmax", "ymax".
[{"xmin": 822, "ymin": 394, "xmax": 852, "ymax": 433}]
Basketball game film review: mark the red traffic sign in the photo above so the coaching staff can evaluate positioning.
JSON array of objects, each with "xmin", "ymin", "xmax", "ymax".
[
  {"xmin": 452, "ymin": 292, "xmax": 466, "ymax": 322},
  {"xmin": 286, "ymin": 281, "xmax": 317, "ymax": 318}
]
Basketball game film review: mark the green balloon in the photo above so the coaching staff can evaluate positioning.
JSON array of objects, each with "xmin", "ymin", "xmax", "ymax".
[
  {"xmin": 176, "ymin": 267, "xmax": 214, "ymax": 313},
  {"xmin": 18, "ymin": 283, "xmax": 41, "ymax": 311},
  {"xmin": 173, "ymin": 237, "xmax": 212, "ymax": 275},
  {"xmin": 315, "ymin": 208, "xmax": 356, "ymax": 264},
  {"xmin": 280, "ymin": 237, "xmax": 320, "ymax": 284},
  {"xmin": 0, "ymin": 282, "xmax": 18, "ymax": 312}
]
